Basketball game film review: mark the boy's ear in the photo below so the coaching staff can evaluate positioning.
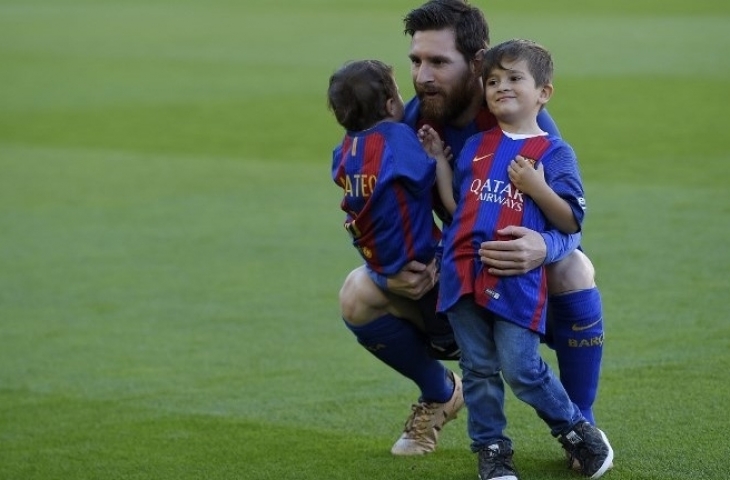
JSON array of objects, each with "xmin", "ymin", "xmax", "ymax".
[
  {"xmin": 539, "ymin": 83, "xmax": 554, "ymax": 105},
  {"xmin": 385, "ymin": 97, "xmax": 396, "ymax": 117}
]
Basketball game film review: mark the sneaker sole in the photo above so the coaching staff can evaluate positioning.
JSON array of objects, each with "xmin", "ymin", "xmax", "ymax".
[{"xmin": 567, "ymin": 452, "xmax": 614, "ymax": 473}]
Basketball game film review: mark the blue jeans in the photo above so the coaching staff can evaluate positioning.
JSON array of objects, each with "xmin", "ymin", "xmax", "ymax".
[{"xmin": 447, "ymin": 296, "xmax": 583, "ymax": 451}]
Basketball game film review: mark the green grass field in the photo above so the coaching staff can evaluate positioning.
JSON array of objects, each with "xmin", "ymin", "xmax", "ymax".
[{"xmin": 2, "ymin": 0, "xmax": 729, "ymax": 479}]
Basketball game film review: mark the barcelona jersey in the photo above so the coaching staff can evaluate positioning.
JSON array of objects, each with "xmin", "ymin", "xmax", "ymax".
[
  {"xmin": 331, "ymin": 121, "xmax": 441, "ymax": 276},
  {"xmin": 402, "ymin": 97, "xmax": 560, "ymax": 222},
  {"xmin": 402, "ymin": 97, "xmax": 580, "ymax": 263},
  {"xmin": 439, "ymin": 128, "xmax": 585, "ymax": 333}
]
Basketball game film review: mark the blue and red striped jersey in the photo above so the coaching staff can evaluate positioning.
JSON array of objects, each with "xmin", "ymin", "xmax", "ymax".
[
  {"xmin": 439, "ymin": 128, "xmax": 585, "ymax": 332},
  {"xmin": 331, "ymin": 121, "xmax": 441, "ymax": 276},
  {"xmin": 402, "ymin": 96, "xmax": 580, "ymax": 263}
]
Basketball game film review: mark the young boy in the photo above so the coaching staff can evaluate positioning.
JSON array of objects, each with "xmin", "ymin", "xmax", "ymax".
[
  {"xmin": 327, "ymin": 59, "xmax": 460, "ymax": 361},
  {"xmin": 421, "ymin": 39, "xmax": 613, "ymax": 480}
]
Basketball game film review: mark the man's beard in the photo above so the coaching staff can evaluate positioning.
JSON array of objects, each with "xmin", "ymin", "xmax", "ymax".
[{"xmin": 417, "ymin": 75, "xmax": 477, "ymax": 125}]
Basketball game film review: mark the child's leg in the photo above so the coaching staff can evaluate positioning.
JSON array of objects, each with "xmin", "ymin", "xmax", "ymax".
[
  {"xmin": 495, "ymin": 318, "xmax": 583, "ymax": 436},
  {"xmin": 497, "ymin": 317, "xmax": 613, "ymax": 480},
  {"xmin": 447, "ymin": 298, "xmax": 510, "ymax": 450}
]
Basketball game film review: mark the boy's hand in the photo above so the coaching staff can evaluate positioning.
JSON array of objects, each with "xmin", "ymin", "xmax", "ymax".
[
  {"xmin": 508, "ymin": 155, "xmax": 544, "ymax": 195},
  {"xmin": 417, "ymin": 125, "xmax": 448, "ymax": 162}
]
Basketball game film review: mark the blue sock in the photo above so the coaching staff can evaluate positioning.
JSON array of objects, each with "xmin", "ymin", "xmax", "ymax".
[
  {"xmin": 548, "ymin": 288, "xmax": 604, "ymax": 425},
  {"xmin": 344, "ymin": 315, "xmax": 453, "ymax": 403}
]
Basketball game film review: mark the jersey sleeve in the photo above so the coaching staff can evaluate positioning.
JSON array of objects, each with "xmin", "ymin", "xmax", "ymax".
[
  {"xmin": 542, "ymin": 142, "xmax": 586, "ymax": 228},
  {"xmin": 542, "ymin": 230, "xmax": 582, "ymax": 264}
]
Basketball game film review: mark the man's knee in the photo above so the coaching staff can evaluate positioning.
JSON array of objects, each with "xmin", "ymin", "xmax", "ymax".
[
  {"xmin": 546, "ymin": 250, "xmax": 596, "ymax": 295},
  {"xmin": 339, "ymin": 266, "xmax": 422, "ymax": 327},
  {"xmin": 339, "ymin": 266, "xmax": 389, "ymax": 326}
]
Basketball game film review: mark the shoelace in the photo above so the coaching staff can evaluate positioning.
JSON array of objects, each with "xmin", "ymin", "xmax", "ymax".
[
  {"xmin": 403, "ymin": 403, "xmax": 436, "ymax": 435},
  {"xmin": 564, "ymin": 425, "xmax": 607, "ymax": 474},
  {"xmin": 479, "ymin": 449, "xmax": 514, "ymax": 477}
]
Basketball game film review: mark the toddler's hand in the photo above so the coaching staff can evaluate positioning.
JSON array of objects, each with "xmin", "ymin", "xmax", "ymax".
[{"xmin": 418, "ymin": 125, "xmax": 447, "ymax": 161}]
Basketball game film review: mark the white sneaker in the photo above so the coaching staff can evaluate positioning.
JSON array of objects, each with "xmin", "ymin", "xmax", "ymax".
[{"xmin": 390, "ymin": 372, "xmax": 464, "ymax": 455}]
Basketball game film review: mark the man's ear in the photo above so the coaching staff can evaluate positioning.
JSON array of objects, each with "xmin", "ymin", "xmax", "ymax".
[
  {"xmin": 539, "ymin": 83, "xmax": 554, "ymax": 105},
  {"xmin": 471, "ymin": 48, "xmax": 486, "ymax": 75}
]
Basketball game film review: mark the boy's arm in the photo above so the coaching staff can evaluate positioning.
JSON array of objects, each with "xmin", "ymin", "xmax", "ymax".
[
  {"xmin": 434, "ymin": 155, "xmax": 456, "ymax": 215},
  {"xmin": 418, "ymin": 125, "xmax": 456, "ymax": 215}
]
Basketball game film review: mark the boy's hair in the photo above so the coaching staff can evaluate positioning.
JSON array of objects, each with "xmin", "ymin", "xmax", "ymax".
[
  {"xmin": 482, "ymin": 39, "xmax": 554, "ymax": 87},
  {"xmin": 403, "ymin": 0, "xmax": 489, "ymax": 61},
  {"xmin": 327, "ymin": 60, "xmax": 397, "ymax": 132}
]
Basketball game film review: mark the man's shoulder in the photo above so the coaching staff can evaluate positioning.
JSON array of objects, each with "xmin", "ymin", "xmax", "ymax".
[
  {"xmin": 473, "ymin": 104, "xmax": 498, "ymax": 132},
  {"xmin": 402, "ymin": 96, "xmax": 421, "ymax": 129}
]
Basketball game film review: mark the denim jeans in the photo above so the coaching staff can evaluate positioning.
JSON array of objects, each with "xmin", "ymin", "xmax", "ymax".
[{"xmin": 447, "ymin": 296, "xmax": 583, "ymax": 451}]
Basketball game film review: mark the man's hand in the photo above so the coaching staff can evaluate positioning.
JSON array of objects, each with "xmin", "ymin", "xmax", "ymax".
[
  {"xmin": 386, "ymin": 259, "xmax": 438, "ymax": 300},
  {"xmin": 478, "ymin": 226, "xmax": 547, "ymax": 276}
]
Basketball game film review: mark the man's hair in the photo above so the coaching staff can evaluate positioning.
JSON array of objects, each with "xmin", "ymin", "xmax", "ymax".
[
  {"xmin": 327, "ymin": 60, "xmax": 397, "ymax": 132},
  {"xmin": 482, "ymin": 39, "xmax": 554, "ymax": 87},
  {"xmin": 403, "ymin": 0, "xmax": 489, "ymax": 61}
]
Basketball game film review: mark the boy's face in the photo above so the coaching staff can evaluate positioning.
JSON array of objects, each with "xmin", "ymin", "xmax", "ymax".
[
  {"xmin": 408, "ymin": 29, "xmax": 480, "ymax": 124},
  {"xmin": 389, "ymin": 77, "xmax": 406, "ymax": 122},
  {"xmin": 484, "ymin": 58, "xmax": 551, "ymax": 124}
]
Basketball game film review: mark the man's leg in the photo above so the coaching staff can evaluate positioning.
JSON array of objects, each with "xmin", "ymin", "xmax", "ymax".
[
  {"xmin": 415, "ymin": 286, "xmax": 460, "ymax": 360},
  {"xmin": 545, "ymin": 250, "xmax": 604, "ymax": 425},
  {"xmin": 340, "ymin": 266, "xmax": 463, "ymax": 454}
]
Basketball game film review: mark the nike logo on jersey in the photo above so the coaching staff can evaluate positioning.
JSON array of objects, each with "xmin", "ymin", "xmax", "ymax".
[
  {"xmin": 571, "ymin": 319, "xmax": 602, "ymax": 332},
  {"xmin": 472, "ymin": 153, "xmax": 494, "ymax": 162}
]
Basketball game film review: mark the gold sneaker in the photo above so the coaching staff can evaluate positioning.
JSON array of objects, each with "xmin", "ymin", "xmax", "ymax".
[{"xmin": 390, "ymin": 372, "xmax": 464, "ymax": 455}]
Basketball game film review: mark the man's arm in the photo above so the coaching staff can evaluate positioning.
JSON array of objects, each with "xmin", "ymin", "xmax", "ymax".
[
  {"xmin": 478, "ymin": 225, "xmax": 580, "ymax": 276},
  {"xmin": 537, "ymin": 108, "xmax": 561, "ymax": 137},
  {"xmin": 542, "ymin": 229, "xmax": 581, "ymax": 264}
]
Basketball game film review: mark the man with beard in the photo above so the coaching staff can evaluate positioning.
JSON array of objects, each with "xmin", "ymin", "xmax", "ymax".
[{"xmin": 338, "ymin": 0, "xmax": 605, "ymax": 459}]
